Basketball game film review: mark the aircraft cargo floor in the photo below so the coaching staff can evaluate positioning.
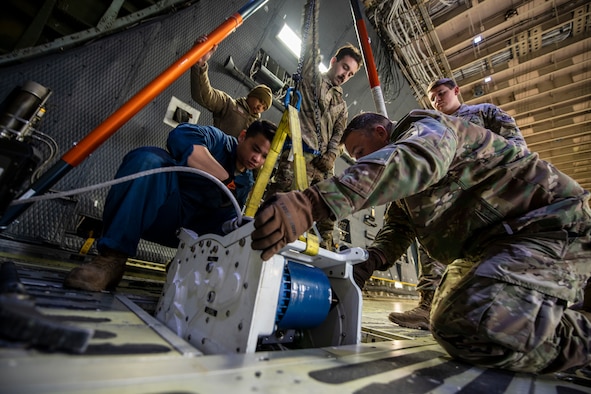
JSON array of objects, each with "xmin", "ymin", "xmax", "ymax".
[{"xmin": 0, "ymin": 238, "xmax": 589, "ymax": 394}]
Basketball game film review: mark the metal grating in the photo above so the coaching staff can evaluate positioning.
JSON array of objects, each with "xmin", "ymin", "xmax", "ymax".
[{"xmin": 0, "ymin": 1, "xmax": 285, "ymax": 263}]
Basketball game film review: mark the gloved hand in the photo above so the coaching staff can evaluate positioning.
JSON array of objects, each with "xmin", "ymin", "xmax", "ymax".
[
  {"xmin": 313, "ymin": 152, "xmax": 336, "ymax": 173},
  {"xmin": 251, "ymin": 191, "xmax": 314, "ymax": 260},
  {"xmin": 353, "ymin": 248, "xmax": 385, "ymax": 289}
]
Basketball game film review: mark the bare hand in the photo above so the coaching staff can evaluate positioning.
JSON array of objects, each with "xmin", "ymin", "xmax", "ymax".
[{"xmin": 194, "ymin": 35, "xmax": 218, "ymax": 67}]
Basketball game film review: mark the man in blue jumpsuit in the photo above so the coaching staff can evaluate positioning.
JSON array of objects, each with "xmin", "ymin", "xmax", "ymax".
[{"xmin": 64, "ymin": 120, "xmax": 277, "ymax": 292}]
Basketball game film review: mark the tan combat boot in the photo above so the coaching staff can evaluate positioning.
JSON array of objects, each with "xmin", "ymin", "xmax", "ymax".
[
  {"xmin": 388, "ymin": 290, "xmax": 433, "ymax": 330},
  {"xmin": 63, "ymin": 252, "xmax": 128, "ymax": 292}
]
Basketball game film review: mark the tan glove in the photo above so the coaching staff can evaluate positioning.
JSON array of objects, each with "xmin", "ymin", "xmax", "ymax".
[
  {"xmin": 251, "ymin": 191, "xmax": 313, "ymax": 260},
  {"xmin": 353, "ymin": 248, "xmax": 386, "ymax": 289},
  {"xmin": 252, "ymin": 188, "xmax": 332, "ymax": 260},
  {"xmin": 313, "ymin": 152, "xmax": 336, "ymax": 173}
]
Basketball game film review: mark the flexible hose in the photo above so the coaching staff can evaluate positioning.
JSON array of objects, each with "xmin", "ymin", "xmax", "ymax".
[{"xmin": 9, "ymin": 166, "xmax": 243, "ymax": 227}]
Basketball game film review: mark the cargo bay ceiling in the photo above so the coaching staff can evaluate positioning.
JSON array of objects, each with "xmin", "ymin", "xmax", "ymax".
[
  {"xmin": 1, "ymin": 0, "xmax": 590, "ymax": 190},
  {"xmin": 364, "ymin": 0, "xmax": 591, "ymax": 190}
]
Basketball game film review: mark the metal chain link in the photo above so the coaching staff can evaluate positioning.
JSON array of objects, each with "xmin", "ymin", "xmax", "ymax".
[
  {"xmin": 293, "ymin": 0, "xmax": 322, "ymax": 151},
  {"xmin": 293, "ymin": 0, "xmax": 313, "ymax": 91},
  {"xmin": 310, "ymin": 2, "xmax": 323, "ymax": 151}
]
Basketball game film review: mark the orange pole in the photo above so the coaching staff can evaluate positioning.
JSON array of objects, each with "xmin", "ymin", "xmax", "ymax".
[
  {"xmin": 62, "ymin": 15, "xmax": 243, "ymax": 166},
  {"xmin": 350, "ymin": 0, "xmax": 388, "ymax": 117},
  {"xmin": 1, "ymin": 0, "xmax": 268, "ymax": 228}
]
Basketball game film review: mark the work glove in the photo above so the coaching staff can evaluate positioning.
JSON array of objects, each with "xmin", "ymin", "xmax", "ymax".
[
  {"xmin": 252, "ymin": 188, "xmax": 331, "ymax": 260},
  {"xmin": 353, "ymin": 248, "xmax": 385, "ymax": 289},
  {"xmin": 313, "ymin": 152, "xmax": 336, "ymax": 173}
]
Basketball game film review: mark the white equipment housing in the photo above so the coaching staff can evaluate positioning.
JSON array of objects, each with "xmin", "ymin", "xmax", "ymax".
[{"xmin": 155, "ymin": 219, "xmax": 367, "ymax": 354}]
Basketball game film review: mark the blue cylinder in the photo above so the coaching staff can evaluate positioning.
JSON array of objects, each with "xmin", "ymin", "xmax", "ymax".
[{"xmin": 275, "ymin": 260, "xmax": 332, "ymax": 329}]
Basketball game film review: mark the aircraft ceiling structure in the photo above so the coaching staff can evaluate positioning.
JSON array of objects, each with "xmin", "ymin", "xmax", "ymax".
[
  {"xmin": 2, "ymin": 0, "xmax": 589, "ymax": 190},
  {"xmin": 364, "ymin": 0, "xmax": 591, "ymax": 191}
]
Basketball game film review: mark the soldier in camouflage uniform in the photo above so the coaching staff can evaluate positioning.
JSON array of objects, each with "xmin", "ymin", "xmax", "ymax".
[
  {"xmin": 251, "ymin": 110, "xmax": 591, "ymax": 374},
  {"xmin": 372, "ymin": 77, "xmax": 528, "ymax": 330},
  {"xmin": 265, "ymin": 0, "xmax": 363, "ymax": 251},
  {"xmin": 190, "ymin": 36, "xmax": 273, "ymax": 138}
]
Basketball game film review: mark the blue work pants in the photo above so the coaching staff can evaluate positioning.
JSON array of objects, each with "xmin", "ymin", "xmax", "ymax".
[{"xmin": 97, "ymin": 147, "xmax": 235, "ymax": 256}]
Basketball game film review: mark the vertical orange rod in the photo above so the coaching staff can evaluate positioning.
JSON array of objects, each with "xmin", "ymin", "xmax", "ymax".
[{"xmin": 349, "ymin": 0, "xmax": 388, "ymax": 117}]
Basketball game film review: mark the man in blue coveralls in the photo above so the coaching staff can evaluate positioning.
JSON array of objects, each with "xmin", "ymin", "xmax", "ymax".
[{"xmin": 64, "ymin": 120, "xmax": 277, "ymax": 292}]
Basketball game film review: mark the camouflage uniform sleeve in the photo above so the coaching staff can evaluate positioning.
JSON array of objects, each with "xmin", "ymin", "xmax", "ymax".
[
  {"xmin": 314, "ymin": 111, "xmax": 457, "ymax": 219},
  {"xmin": 190, "ymin": 63, "xmax": 233, "ymax": 113},
  {"xmin": 368, "ymin": 202, "xmax": 415, "ymax": 270},
  {"xmin": 483, "ymin": 104, "xmax": 527, "ymax": 147},
  {"xmin": 190, "ymin": 64, "xmax": 205, "ymax": 104},
  {"xmin": 326, "ymin": 107, "xmax": 347, "ymax": 156}
]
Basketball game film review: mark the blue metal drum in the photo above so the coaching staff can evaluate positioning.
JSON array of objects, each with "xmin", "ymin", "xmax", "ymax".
[{"xmin": 275, "ymin": 260, "xmax": 332, "ymax": 329}]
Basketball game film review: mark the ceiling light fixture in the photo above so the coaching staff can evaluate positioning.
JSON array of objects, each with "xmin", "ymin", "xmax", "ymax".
[
  {"xmin": 277, "ymin": 23, "xmax": 301, "ymax": 57},
  {"xmin": 277, "ymin": 23, "xmax": 327, "ymax": 72}
]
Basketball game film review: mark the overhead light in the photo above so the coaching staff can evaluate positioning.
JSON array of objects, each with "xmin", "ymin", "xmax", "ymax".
[
  {"xmin": 484, "ymin": 76, "xmax": 492, "ymax": 83},
  {"xmin": 473, "ymin": 35, "xmax": 483, "ymax": 45},
  {"xmin": 277, "ymin": 24, "xmax": 301, "ymax": 58},
  {"xmin": 277, "ymin": 23, "xmax": 328, "ymax": 73}
]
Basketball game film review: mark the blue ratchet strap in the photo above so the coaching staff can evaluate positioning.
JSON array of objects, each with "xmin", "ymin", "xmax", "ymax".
[{"xmin": 282, "ymin": 87, "xmax": 320, "ymax": 156}]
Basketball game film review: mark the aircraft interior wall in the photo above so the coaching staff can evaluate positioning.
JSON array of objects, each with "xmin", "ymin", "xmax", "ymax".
[{"xmin": 0, "ymin": 0, "xmax": 418, "ymax": 268}]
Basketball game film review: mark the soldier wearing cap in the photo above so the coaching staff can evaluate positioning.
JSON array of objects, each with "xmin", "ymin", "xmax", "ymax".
[{"xmin": 190, "ymin": 36, "xmax": 273, "ymax": 138}]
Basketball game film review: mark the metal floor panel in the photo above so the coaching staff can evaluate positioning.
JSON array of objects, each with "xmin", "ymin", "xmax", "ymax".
[{"xmin": 0, "ymin": 241, "xmax": 590, "ymax": 394}]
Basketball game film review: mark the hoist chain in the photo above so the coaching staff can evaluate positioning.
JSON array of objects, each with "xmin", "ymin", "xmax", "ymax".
[
  {"xmin": 293, "ymin": 0, "xmax": 322, "ymax": 151},
  {"xmin": 292, "ymin": 0, "xmax": 313, "ymax": 92}
]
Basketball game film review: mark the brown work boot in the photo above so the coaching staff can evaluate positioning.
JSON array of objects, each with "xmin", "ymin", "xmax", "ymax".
[
  {"xmin": 388, "ymin": 290, "xmax": 433, "ymax": 330},
  {"xmin": 63, "ymin": 252, "xmax": 128, "ymax": 292}
]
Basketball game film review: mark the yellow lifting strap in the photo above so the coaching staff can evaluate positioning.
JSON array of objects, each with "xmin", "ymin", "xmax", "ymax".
[
  {"xmin": 244, "ymin": 103, "xmax": 307, "ymax": 217},
  {"xmin": 243, "ymin": 94, "xmax": 320, "ymax": 256},
  {"xmin": 298, "ymin": 232, "xmax": 319, "ymax": 255}
]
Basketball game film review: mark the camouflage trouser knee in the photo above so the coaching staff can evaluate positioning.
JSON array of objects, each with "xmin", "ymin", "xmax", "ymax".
[
  {"xmin": 431, "ymin": 234, "xmax": 591, "ymax": 373},
  {"xmin": 416, "ymin": 246, "xmax": 446, "ymax": 293},
  {"xmin": 268, "ymin": 151, "xmax": 328, "ymax": 194}
]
